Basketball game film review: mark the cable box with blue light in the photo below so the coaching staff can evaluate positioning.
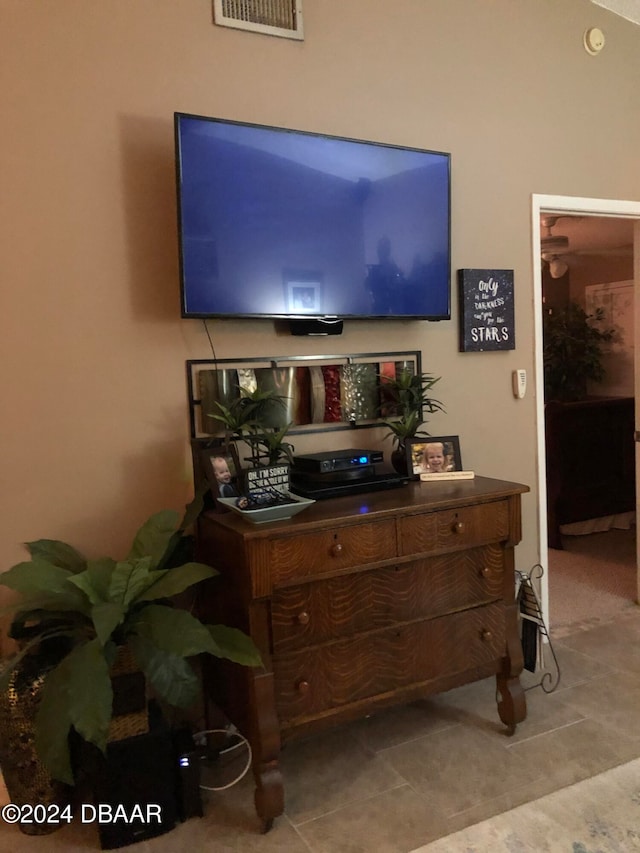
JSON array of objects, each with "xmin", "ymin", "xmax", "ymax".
[
  {"xmin": 291, "ymin": 449, "xmax": 408, "ymax": 499},
  {"xmin": 292, "ymin": 449, "xmax": 383, "ymax": 474}
]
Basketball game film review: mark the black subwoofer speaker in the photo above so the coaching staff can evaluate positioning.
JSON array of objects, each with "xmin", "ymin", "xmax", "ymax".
[{"xmin": 90, "ymin": 718, "xmax": 177, "ymax": 850}]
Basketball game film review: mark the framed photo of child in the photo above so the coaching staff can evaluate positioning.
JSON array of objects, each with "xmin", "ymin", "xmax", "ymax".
[
  {"xmin": 405, "ymin": 436, "xmax": 462, "ymax": 480},
  {"xmin": 198, "ymin": 440, "xmax": 242, "ymax": 511}
]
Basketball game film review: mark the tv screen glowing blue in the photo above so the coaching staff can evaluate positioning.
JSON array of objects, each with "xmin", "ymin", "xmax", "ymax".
[{"xmin": 175, "ymin": 113, "xmax": 451, "ymax": 321}]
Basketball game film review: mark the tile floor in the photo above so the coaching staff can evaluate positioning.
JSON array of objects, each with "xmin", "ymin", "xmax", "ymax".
[{"xmin": 2, "ymin": 608, "xmax": 640, "ymax": 852}]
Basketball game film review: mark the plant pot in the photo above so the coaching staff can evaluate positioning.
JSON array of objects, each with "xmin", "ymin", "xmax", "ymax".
[
  {"xmin": 108, "ymin": 646, "xmax": 148, "ymax": 742},
  {"xmin": 72, "ymin": 702, "xmax": 177, "ymax": 850},
  {"xmin": 0, "ymin": 641, "xmax": 72, "ymax": 834},
  {"xmin": 391, "ymin": 446, "xmax": 408, "ymax": 475}
]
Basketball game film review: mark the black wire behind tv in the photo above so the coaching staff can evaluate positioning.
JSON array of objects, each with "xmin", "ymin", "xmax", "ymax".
[{"xmin": 175, "ymin": 113, "xmax": 451, "ymax": 325}]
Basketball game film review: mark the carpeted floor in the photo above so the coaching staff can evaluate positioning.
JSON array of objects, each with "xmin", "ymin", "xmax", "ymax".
[{"xmin": 548, "ymin": 527, "xmax": 638, "ymax": 637}]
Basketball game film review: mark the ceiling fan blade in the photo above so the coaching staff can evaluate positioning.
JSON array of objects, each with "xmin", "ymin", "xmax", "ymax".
[{"xmin": 571, "ymin": 246, "xmax": 633, "ymax": 257}]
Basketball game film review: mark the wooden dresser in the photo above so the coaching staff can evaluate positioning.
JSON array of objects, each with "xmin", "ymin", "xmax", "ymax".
[{"xmin": 196, "ymin": 475, "xmax": 529, "ymax": 830}]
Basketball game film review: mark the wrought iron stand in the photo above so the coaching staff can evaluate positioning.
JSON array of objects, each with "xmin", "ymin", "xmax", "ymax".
[{"xmin": 517, "ymin": 563, "xmax": 560, "ymax": 693}]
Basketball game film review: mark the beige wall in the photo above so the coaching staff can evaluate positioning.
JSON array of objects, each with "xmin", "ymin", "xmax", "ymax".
[
  {"xmin": 2, "ymin": 0, "xmax": 640, "ymax": 581},
  {"xmin": 571, "ymin": 255, "xmax": 634, "ymax": 297}
]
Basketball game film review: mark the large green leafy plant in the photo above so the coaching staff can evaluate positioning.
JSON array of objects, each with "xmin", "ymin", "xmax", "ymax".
[
  {"xmin": 0, "ymin": 498, "xmax": 261, "ymax": 784},
  {"xmin": 543, "ymin": 302, "xmax": 616, "ymax": 402}
]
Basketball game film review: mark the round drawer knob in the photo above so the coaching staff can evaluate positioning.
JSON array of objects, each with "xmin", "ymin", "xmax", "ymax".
[
  {"xmin": 296, "ymin": 679, "xmax": 310, "ymax": 695},
  {"xmin": 480, "ymin": 566, "xmax": 491, "ymax": 578},
  {"xmin": 452, "ymin": 521, "xmax": 465, "ymax": 534},
  {"xmin": 297, "ymin": 611, "xmax": 310, "ymax": 625},
  {"xmin": 481, "ymin": 629, "xmax": 493, "ymax": 642},
  {"xmin": 331, "ymin": 542, "xmax": 343, "ymax": 557}
]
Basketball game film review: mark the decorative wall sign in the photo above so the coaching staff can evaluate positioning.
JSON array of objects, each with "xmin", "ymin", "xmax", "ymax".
[{"xmin": 458, "ymin": 269, "xmax": 515, "ymax": 352}]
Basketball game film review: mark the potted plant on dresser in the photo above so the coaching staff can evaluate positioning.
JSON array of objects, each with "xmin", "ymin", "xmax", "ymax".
[
  {"xmin": 0, "ymin": 492, "xmax": 261, "ymax": 833},
  {"xmin": 207, "ymin": 387, "xmax": 307, "ymax": 518},
  {"xmin": 378, "ymin": 367, "xmax": 444, "ymax": 473}
]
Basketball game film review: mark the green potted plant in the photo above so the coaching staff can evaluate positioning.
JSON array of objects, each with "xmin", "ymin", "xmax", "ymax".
[
  {"xmin": 0, "ymin": 494, "xmax": 261, "ymax": 786},
  {"xmin": 208, "ymin": 387, "xmax": 296, "ymax": 508},
  {"xmin": 208, "ymin": 387, "xmax": 294, "ymax": 467},
  {"xmin": 543, "ymin": 302, "xmax": 616, "ymax": 402},
  {"xmin": 378, "ymin": 368, "xmax": 444, "ymax": 473},
  {"xmin": 254, "ymin": 421, "xmax": 295, "ymax": 466}
]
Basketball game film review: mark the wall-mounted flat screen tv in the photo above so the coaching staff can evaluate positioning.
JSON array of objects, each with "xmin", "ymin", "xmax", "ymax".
[{"xmin": 175, "ymin": 113, "xmax": 451, "ymax": 321}]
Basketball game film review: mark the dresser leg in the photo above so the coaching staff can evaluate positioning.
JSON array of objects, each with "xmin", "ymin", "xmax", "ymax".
[
  {"xmin": 249, "ymin": 671, "xmax": 284, "ymax": 830},
  {"xmin": 496, "ymin": 674, "xmax": 526, "ymax": 734},
  {"xmin": 254, "ymin": 762, "xmax": 283, "ymax": 832},
  {"xmin": 495, "ymin": 601, "xmax": 526, "ymax": 733}
]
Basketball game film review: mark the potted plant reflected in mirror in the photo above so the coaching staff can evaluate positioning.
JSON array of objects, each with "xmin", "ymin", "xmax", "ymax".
[
  {"xmin": 378, "ymin": 368, "xmax": 444, "ymax": 474},
  {"xmin": 0, "ymin": 492, "xmax": 262, "ymax": 791}
]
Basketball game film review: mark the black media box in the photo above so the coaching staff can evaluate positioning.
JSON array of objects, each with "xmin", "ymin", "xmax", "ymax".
[{"xmin": 292, "ymin": 449, "xmax": 383, "ymax": 475}]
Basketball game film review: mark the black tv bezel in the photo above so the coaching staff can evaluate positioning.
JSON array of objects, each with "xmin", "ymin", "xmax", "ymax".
[{"xmin": 174, "ymin": 112, "xmax": 452, "ymax": 323}]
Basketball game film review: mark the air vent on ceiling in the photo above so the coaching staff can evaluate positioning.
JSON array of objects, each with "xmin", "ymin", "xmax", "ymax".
[{"xmin": 213, "ymin": 0, "xmax": 304, "ymax": 40}]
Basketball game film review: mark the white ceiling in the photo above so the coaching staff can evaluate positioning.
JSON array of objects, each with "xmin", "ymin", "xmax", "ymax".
[
  {"xmin": 543, "ymin": 215, "xmax": 634, "ymax": 254},
  {"xmin": 591, "ymin": 0, "xmax": 640, "ymax": 26}
]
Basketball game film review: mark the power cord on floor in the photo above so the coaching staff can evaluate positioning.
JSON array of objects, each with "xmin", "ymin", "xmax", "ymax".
[{"xmin": 193, "ymin": 726, "xmax": 252, "ymax": 791}]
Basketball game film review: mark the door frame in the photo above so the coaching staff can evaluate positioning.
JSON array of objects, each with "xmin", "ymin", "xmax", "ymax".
[{"xmin": 532, "ymin": 194, "xmax": 640, "ymax": 625}]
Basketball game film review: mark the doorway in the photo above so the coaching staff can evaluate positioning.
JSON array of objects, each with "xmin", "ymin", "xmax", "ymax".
[{"xmin": 532, "ymin": 194, "xmax": 640, "ymax": 631}]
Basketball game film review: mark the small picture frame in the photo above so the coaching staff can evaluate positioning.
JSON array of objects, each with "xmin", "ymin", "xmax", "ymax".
[
  {"xmin": 244, "ymin": 464, "xmax": 291, "ymax": 505},
  {"xmin": 199, "ymin": 440, "xmax": 242, "ymax": 510},
  {"xmin": 405, "ymin": 436, "xmax": 462, "ymax": 480},
  {"xmin": 283, "ymin": 269, "xmax": 323, "ymax": 314}
]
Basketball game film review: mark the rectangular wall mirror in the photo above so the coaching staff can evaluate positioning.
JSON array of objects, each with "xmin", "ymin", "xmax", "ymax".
[{"xmin": 187, "ymin": 351, "xmax": 421, "ymax": 439}]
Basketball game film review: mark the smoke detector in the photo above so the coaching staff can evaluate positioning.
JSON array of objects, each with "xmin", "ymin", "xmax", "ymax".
[{"xmin": 583, "ymin": 27, "xmax": 605, "ymax": 54}]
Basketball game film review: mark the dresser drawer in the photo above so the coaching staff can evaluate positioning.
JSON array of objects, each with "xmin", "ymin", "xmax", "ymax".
[
  {"xmin": 274, "ymin": 602, "xmax": 506, "ymax": 723},
  {"xmin": 271, "ymin": 544, "xmax": 505, "ymax": 653},
  {"xmin": 267, "ymin": 519, "xmax": 397, "ymax": 586},
  {"xmin": 399, "ymin": 500, "xmax": 510, "ymax": 556}
]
